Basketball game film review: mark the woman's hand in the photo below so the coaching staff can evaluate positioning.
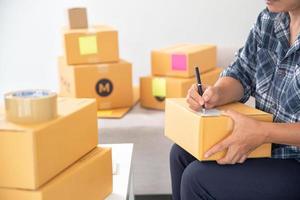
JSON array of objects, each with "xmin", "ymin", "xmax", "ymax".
[
  {"xmin": 186, "ymin": 84, "xmax": 221, "ymax": 111},
  {"xmin": 205, "ymin": 110, "xmax": 268, "ymax": 165}
]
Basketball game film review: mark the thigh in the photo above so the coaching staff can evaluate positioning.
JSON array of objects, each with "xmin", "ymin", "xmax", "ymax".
[
  {"xmin": 181, "ymin": 158, "xmax": 300, "ymax": 200},
  {"xmin": 170, "ymin": 143, "xmax": 197, "ymax": 166}
]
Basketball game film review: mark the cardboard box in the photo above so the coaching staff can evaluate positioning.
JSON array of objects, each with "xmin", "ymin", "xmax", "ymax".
[
  {"xmin": 64, "ymin": 25, "xmax": 119, "ymax": 65},
  {"xmin": 0, "ymin": 97, "xmax": 98, "ymax": 189},
  {"xmin": 0, "ymin": 147, "xmax": 113, "ymax": 200},
  {"xmin": 140, "ymin": 76, "xmax": 194, "ymax": 110},
  {"xmin": 59, "ymin": 57, "xmax": 133, "ymax": 110},
  {"xmin": 68, "ymin": 8, "xmax": 88, "ymax": 29},
  {"xmin": 151, "ymin": 44, "xmax": 216, "ymax": 78},
  {"xmin": 165, "ymin": 98, "xmax": 272, "ymax": 161},
  {"xmin": 140, "ymin": 67, "xmax": 222, "ymax": 110},
  {"xmin": 97, "ymin": 86, "xmax": 140, "ymax": 118}
]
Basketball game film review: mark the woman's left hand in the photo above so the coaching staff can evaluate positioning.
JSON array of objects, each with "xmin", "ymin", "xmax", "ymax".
[{"xmin": 204, "ymin": 110, "xmax": 268, "ymax": 165}]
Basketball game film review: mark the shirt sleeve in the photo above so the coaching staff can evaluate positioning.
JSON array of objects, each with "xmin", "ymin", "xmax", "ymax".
[{"xmin": 220, "ymin": 11, "xmax": 263, "ymax": 103}]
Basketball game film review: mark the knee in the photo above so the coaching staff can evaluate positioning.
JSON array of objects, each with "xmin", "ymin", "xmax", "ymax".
[
  {"xmin": 181, "ymin": 162, "xmax": 200, "ymax": 192},
  {"xmin": 181, "ymin": 162, "xmax": 213, "ymax": 200}
]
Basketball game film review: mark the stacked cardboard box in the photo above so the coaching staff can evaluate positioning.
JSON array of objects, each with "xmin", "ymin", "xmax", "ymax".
[
  {"xmin": 0, "ymin": 97, "xmax": 113, "ymax": 200},
  {"xmin": 140, "ymin": 43, "xmax": 222, "ymax": 110},
  {"xmin": 59, "ymin": 7, "xmax": 134, "ymax": 113}
]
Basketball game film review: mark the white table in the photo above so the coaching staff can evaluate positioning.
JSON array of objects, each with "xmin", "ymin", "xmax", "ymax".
[{"xmin": 102, "ymin": 143, "xmax": 134, "ymax": 200}]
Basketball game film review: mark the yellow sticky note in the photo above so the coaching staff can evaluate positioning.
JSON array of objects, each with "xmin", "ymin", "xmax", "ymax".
[
  {"xmin": 78, "ymin": 35, "xmax": 98, "ymax": 55},
  {"xmin": 152, "ymin": 78, "xmax": 166, "ymax": 97}
]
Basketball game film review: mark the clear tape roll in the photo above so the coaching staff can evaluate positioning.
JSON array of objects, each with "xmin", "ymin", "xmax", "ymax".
[{"xmin": 4, "ymin": 89, "xmax": 57, "ymax": 124}]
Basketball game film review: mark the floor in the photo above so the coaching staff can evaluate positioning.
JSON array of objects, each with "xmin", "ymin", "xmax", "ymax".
[{"xmin": 135, "ymin": 195, "xmax": 172, "ymax": 200}]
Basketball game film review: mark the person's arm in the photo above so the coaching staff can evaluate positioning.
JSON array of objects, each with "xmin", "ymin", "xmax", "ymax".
[
  {"xmin": 187, "ymin": 77, "xmax": 244, "ymax": 111},
  {"xmin": 211, "ymin": 77, "xmax": 244, "ymax": 106},
  {"xmin": 263, "ymin": 122, "xmax": 300, "ymax": 146},
  {"xmin": 205, "ymin": 111, "xmax": 300, "ymax": 165},
  {"xmin": 187, "ymin": 10, "xmax": 262, "ymax": 110}
]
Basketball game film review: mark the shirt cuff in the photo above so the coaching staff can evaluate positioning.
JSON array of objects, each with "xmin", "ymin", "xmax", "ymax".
[{"xmin": 220, "ymin": 69, "xmax": 251, "ymax": 103}]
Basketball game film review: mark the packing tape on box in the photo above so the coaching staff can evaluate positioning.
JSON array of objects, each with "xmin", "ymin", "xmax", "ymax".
[
  {"xmin": 97, "ymin": 65, "xmax": 110, "ymax": 73},
  {"xmin": 88, "ymin": 27, "xmax": 98, "ymax": 33},
  {"xmin": 4, "ymin": 90, "xmax": 57, "ymax": 124}
]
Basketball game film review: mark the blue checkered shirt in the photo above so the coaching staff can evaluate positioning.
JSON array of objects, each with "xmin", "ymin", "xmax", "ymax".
[{"xmin": 221, "ymin": 9, "xmax": 300, "ymax": 161}]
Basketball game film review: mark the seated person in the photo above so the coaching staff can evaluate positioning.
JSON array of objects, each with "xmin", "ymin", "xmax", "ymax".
[{"xmin": 170, "ymin": 0, "xmax": 300, "ymax": 199}]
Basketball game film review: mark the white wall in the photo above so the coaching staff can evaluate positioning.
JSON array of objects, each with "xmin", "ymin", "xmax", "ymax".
[{"xmin": 0, "ymin": 0, "xmax": 266, "ymax": 102}]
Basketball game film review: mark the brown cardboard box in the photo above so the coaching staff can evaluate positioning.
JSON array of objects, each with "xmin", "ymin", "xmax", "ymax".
[
  {"xmin": 140, "ymin": 76, "xmax": 194, "ymax": 110},
  {"xmin": 58, "ymin": 57, "xmax": 133, "ymax": 110},
  {"xmin": 151, "ymin": 44, "xmax": 216, "ymax": 78},
  {"xmin": 97, "ymin": 86, "xmax": 140, "ymax": 118},
  {"xmin": 140, "ymin": 67, "xmax": 222, "ymax": 110},
  {"xmin": 165, "ymin": 98, "xmax": 272, "ymax": 161},
  {"xmin": 64, "ymin": 25, "xmax": 119, "ymax": 65},
  {"xmin": 0, "ymin": 147, "xmax": 113, "ymax": 200},
  {"xmin": 68, "ymin": 8, "xmax": 88, "ymax": 29},
  {"xmin": 0, "ymin": 97, "xmax": 98, "ymax": 189}
]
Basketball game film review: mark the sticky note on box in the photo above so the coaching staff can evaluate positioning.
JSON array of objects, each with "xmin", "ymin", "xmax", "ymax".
[
  {"xmin": 152, "ymin": 78, "xmax": 166, "ymax": 97},
  {"xmin": 79, "ymin": 35, "xmax": 98, "ymax": 55},
  {"xmin": 172, "ymin": 54, "xmax": 187, "ymax": 71}
]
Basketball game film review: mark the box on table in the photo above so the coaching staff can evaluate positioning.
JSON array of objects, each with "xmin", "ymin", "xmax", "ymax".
[
  {"xmin": 59, "ymin": 57, "xmax": 133, "ymax": 110},
  {"xmin": 0, "ymin": 97, "xmax": 98, "ymax": 189},
  {"xmin": 151, "ymin": 44, "xmax": 216, "ymax": 78},
  {"xmin": 165, "ymin": 98, "xmax": 272, "ymax": 161},
  {"xmin": 140, "ymin": 67, "xmax": 222, "ymax": 110},
  {"xmin": 0, "ymin": 147, "xmax": 113, "ymax": 200},
  {"xmin": 64, "ymin": 25, "xmax": 119, "ymax": 65},
  {"xmin": 68, "ymin": 7, "xmax": 88, "ymax": 29}
]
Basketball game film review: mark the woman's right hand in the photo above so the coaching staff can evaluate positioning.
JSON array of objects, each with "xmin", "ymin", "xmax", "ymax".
[{"xmin": 186, "ymin": 84, "xmax": 221, "ymax": 111}]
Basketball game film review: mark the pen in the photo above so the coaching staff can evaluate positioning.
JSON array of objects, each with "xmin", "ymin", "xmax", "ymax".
[{"xmin": 194, "ymin": 66, "xmax": 206, "ymax": 113}]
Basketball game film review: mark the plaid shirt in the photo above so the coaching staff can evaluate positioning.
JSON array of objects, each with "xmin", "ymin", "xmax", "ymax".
[{"xmin": 221, "ymin": 9, "xmax": 300, "ymax": 161}]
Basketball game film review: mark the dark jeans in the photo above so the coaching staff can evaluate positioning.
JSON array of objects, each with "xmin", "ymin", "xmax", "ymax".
[{"xmin": 170, "ymin": 144, "xmax": 300, "ymax": 200}]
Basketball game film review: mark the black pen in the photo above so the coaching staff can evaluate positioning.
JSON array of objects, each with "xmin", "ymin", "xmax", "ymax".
[{"xmin": 194, "ymin": 66, "xmax": 206, "ymax": 113}]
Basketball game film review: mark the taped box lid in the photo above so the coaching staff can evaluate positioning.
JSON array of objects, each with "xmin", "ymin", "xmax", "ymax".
[{"xmin": 0, "ymin": 97, "xmax": 96, "ymax": 132}]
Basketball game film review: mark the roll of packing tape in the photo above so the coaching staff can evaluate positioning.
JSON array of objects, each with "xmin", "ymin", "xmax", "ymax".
[{"xmin": 4, "ymin": 90, "xmax": 57, "ymax": 124}]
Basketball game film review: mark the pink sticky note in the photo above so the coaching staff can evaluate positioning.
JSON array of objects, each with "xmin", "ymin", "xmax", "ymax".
[{"xmin": 172, "ymin": 54, "xmax": 187, "ymax": 71}]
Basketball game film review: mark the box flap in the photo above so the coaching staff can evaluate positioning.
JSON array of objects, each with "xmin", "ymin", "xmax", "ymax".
[
  {"xmin": 153, "ymin": 43, "xmax": 191, "ymax": 53},
  {"xmin": 156, "ymin": 44, "xmax": 216, "ymax": 54},
  {"xmin": 168, "ymin": 98, "xmax": 272, "ymax": 117},
  {"xmin": 0, "ymin": 98, "xmax": 96, "ymax": 132},
  {"xmin": 35, "ymin": 147, "xmax": 111, "ymax": 190},
  {"xmin": 63, "ymin": 25, "xmax": 116, "ymax": 34}
]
